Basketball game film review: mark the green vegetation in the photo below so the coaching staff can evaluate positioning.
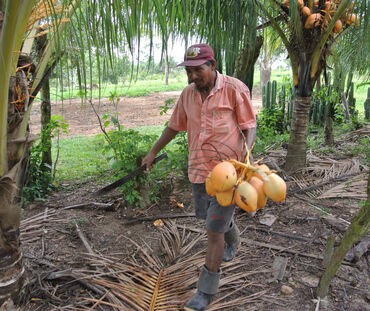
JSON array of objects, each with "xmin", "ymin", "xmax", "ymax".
[
  {"xmin": 35, "ymin": 76, "xmax": 188, "ymax": 103},
  {"xmin": 52, "ymin": 136, "xmax": 109, "ymax": 182},
  {"xmin": 23, "ymin": 116, "xmax": 69, "ymax": 203},
  {"xmin": 50, "ymin": 124, "xmax": 188, "ymax": 207}
]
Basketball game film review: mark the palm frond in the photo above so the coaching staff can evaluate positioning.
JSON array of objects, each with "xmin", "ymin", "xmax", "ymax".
[
  {"xmin": 318, "ymin": 173, "xmax": 367, "ymax": 199},
  {"xmin": 73, "ymin": 220, "xmax": 271, "ymax": 310}
]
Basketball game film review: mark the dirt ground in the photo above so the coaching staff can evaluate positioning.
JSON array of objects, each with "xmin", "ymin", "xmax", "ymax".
[
  {"xmin": 21, "ymin": 93, "xmax": 369, "ymax": 311},
  {"xmin": 29, "ymin": 91, "xmax": 263, "ymax": 137}
]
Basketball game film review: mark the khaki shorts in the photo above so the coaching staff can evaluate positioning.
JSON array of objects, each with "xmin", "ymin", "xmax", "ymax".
[{"xmin": 192, "ymin": 183, "xmax": 235, "ymax": 233}]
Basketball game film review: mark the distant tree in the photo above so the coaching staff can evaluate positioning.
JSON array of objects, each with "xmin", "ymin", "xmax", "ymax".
[{"xmin": 257, "ymin": 0, "xmax": 369, "ymax": 171}]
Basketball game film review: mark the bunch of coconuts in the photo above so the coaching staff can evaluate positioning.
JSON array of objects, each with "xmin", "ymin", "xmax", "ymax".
[{"xmin": 206, "ymin": 159, "xmax": 287, "ymax": 213}]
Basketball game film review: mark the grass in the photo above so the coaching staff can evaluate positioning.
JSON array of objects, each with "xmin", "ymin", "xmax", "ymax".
[
  {"xmin": 52, "ymin": 125, "xmax": 167, "ymax": 183},
  {"xmin": 52, "ymin": 135, "xmax": 109, "ymax": 183},
  {"xmin": 35, "ymin": 76, "xmax": 188, "ymax": 103}
]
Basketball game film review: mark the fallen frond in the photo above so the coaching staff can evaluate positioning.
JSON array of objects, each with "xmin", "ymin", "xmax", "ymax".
[
  {"xmin": 318, "ymin": 173, "xmax": 367, "ymax": 200},
  {"xmin": 73, "ymin": 220, "xmax": 272, "ymax": 310}
]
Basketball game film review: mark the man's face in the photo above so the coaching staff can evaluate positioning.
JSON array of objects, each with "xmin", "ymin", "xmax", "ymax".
[{"xmin": 185, "ymin": 62, "xmax": 216, "ymax": 92}]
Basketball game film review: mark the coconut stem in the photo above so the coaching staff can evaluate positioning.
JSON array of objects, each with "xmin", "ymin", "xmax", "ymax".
[{"xmin": 228, "ymin": 159, "xmax": 269, "ymax": 183}]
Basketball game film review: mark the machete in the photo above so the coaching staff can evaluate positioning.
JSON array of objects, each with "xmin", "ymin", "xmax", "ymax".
[{"xmin": 93, "ymin": 153, "xmax": 168, "ymax": 196}]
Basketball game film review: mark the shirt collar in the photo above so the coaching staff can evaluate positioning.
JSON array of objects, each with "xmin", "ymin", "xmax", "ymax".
[{"xmin": 211, "ymin": 71, "xmax": 223, "ymax": 94}]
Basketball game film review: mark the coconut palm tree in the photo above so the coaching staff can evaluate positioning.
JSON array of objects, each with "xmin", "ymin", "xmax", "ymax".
[
  {"xmin": 0, "ymin": 0, "xmax": 156, "ymax": 304},
  {"xmin": 0, "ymin": 0, "xmax": 83, "ymax": 304},
  {"xmin": 256, "ymin": 0, "xmax": 369, "ymax": 171}
]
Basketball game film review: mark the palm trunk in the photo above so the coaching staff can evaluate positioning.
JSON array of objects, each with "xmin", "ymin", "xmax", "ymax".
[
  {"xmin": 317, "ymin": 172, "xmax": 370, "ymax": 298},
  {"xmin": 0, "ymin": 72, "xmax": 31, "ymax": 305},
  {"xmin": 233, "ymin": 36, "xmax": 263, "ymax": 93},
  {"xmin": 259, "ymin": 58, "xmax": 271, "ymax": 88},
  {"xmin": 164, "ymin": 51, "xmax": 169, "ymax": 86},
  {"xmin": 41, "ymin": 79, "xmax": 52, "ymax": 169},
  {"xmin": 285, "ymin": 95, "xmax": 312, "ymax": 172},
  {"xmin": 324, "ymin": 115, "xmax": 334, "ymax": 146},
  {"xmin": 0, "ymin": 168, "xmax": 25, "ymax": 305}
]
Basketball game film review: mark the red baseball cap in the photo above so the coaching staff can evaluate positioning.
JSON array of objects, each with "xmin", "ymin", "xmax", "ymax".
[{"xmin": 177, "ymin": 43, "xmax": 215, "ymax": 67}]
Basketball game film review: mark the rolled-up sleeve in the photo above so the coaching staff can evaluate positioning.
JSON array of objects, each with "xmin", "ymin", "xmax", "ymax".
[
  {"xmin": 168, "ymin": 94, "xmax": 187, "ymax": 132},
  {"xmin": 235, "ymin": 88, "xmax": 256, "ymax": 130}
]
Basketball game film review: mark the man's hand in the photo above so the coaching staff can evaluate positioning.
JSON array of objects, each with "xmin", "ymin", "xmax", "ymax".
[
  {"xmin": 142, "ymin": 126, "xmax": 179, "ymax": 171},
  {"xmin": 142, "ymin": 151, "xmax": 156, "ymax": 171}
]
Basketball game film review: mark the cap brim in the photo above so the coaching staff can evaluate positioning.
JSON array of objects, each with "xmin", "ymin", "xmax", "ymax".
[{"xmin": 176, "ymin": 59, "xmax": 208, "ymax": 67}]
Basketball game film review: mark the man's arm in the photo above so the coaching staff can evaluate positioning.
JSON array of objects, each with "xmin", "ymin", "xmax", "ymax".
[
  {"xmin": 142, "ymin": 126, "xmax": 178, "ymax": 170},
  {"xmin": 242, "ymin": 127, "xmax": 256, "ymax": 164}
]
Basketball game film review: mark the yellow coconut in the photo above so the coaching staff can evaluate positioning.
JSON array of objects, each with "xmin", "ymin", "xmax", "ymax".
[
  {"xmin": 263, "ymin": 173, "xmax": 287, "ymax": 202},
  {"xmin": 210, "ymin": 161, "xmax": 237, "ymax": 192},
  {"xmin": 333, "ymin": 19, "xmax": 343, "ymax": 33},
  {"xmin": 249, "ymin": 176, "xmax": 268, "ymax": 209},
  {"xmin": 304, "ymin": 13, "xmax": 323, "ymax": 28},
  {"xmin": 253, "ymin": 164, "xmax": 270, "ymax": 181},
  {"xmin": 302, "ymin": 6, "xmax": 311, "ymax": 16},
  {"xmin": 216, "ymin": 187, "xmax": 236, "ymax": 207},
  {"xmin": 347, "ymin": 13, "xmax": 360, "ymax": 26},
  {"xmin": 205, "ymin": 172, "xmax": 217, "ymax": 197},
  {"xmin": 235, "ymin": 181, "xmax": 258, "ymax": 213}
]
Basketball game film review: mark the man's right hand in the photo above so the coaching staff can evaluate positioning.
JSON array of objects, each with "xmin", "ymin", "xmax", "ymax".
[{"xmin": 142, "ymin": 151, "xmax": 156, "ymax": 171}]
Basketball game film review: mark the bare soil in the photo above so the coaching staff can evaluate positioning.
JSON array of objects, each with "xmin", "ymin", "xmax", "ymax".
[
  {"xmin": 29, "ymin": 91, "xmax": 263, "ymax": 137},
  {"xmin": 21, "ymin": 93, "xmax": 369, "ymax": 311}
]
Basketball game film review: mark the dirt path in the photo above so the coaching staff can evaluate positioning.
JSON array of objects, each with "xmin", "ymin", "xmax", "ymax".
[{"xmin": 29, "ymin": 91, "xmax": 262, "ymax": 136}]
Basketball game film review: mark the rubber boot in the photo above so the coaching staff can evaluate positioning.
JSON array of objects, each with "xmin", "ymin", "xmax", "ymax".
[
  {"xmin": 184, "ymin": 265, "xmax": 221, "ymax": 311},
  {"xmin": 223, "ymin": 223, "xmax": 240, "ymax": 262}
]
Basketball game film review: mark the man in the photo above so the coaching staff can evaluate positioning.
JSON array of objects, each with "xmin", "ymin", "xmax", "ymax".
[{"xmin": 142, "ymin": 43, "xmax": 256, "ymax": 311}]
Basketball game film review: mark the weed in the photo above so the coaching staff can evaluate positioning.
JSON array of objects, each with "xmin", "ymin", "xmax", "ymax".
[{"xmin": 23, "ymin": 116, "xmax": 68, "ymax": 204}]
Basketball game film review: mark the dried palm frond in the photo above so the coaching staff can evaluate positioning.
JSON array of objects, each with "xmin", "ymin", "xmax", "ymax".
[
  {"xmin": 318, "ymin": 173, "xmax": 367, "ymax": 200},
  {"xmin": 298, "ymin": 157, "xmax": 362, "ymax": 180},
  {"xmin": 27, "ymin": 0, "xmax": 63, "ymax": 30},
  {"xmin": 20, "ymin": 208, "xmax": 70, "ymax": 243},
  {"xmin": 344, "ymin": 124, "xmax": 370, "ymax": 141},
  {"xmin": 73, "ymin": 220, "xmax": 272, "ymax": 311}
]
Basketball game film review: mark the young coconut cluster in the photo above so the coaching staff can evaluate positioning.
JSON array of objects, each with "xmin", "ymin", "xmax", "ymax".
[
  {"xmin": 282, "ymin": 0, "xmax": 360, "ymax": 34},
  {"xmin": 206, "ymin": 158, "xmax": 287, "ymax": 213}
]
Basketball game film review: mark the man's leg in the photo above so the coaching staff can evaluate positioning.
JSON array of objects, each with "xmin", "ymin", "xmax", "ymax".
[
  {"xmin": 205, "ymin": 230, "xmax": 224, "ymax": 271},
  {"xmin": 223, "ymin": 222, "xmax": 241, "ymax": 262},
  {"xmin": 185, "ymin": 184, "xmax": 234, "ymax": 311},
  {"xmin": 184, "ymin": 230, "xmax": 223, "ymax": 311}
]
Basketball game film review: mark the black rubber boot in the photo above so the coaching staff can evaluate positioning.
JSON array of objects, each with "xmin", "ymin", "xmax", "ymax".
[
  {"xmin": 223, "ymin": 223, "xmax": 240, "ymax": 262},
  {"xmin": 184, "ymin": 265, "xmax": 221, "ymax": 311}
]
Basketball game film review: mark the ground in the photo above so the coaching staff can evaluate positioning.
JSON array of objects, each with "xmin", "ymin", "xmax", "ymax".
[{"xmin": 20, "ymin": 92, "xmax": 369, "ymax": 311}]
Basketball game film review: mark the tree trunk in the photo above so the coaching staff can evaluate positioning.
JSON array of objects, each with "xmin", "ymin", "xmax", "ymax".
[
  {"xmin": 41, "ymin": 79, "xmax": 52, "ymax": 170},
  {"xmin": 0, "ymin": 168, "xmax": 26, "ymax": 305},
  {"xmin": 324, "ymin": 115, "xmax": 334, "ymax": 146},
  {"xmin": 285, "ymin": 95, "xmax": 312, "ymax": 172},
  {"xmin": 259, "ymin": 58, "xmax": 271, "ymax": 88},
  {"xmin": 317, "ymin": 172, "xmax": 370, "ymax": 299},
  {"xmin": 0, "ymin": 70, "xmax": 32, "ymax": 305},
  {"xmin": 36, "ymin": 32, "xmax": 52, "ymax": 170},
  {"xmin": 164, "ymin": 51, "xmax": 169, "ymax": 86},
  {"xmin": 233, "ymin": 36, "xmax": 263, "ymax": 93}
]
